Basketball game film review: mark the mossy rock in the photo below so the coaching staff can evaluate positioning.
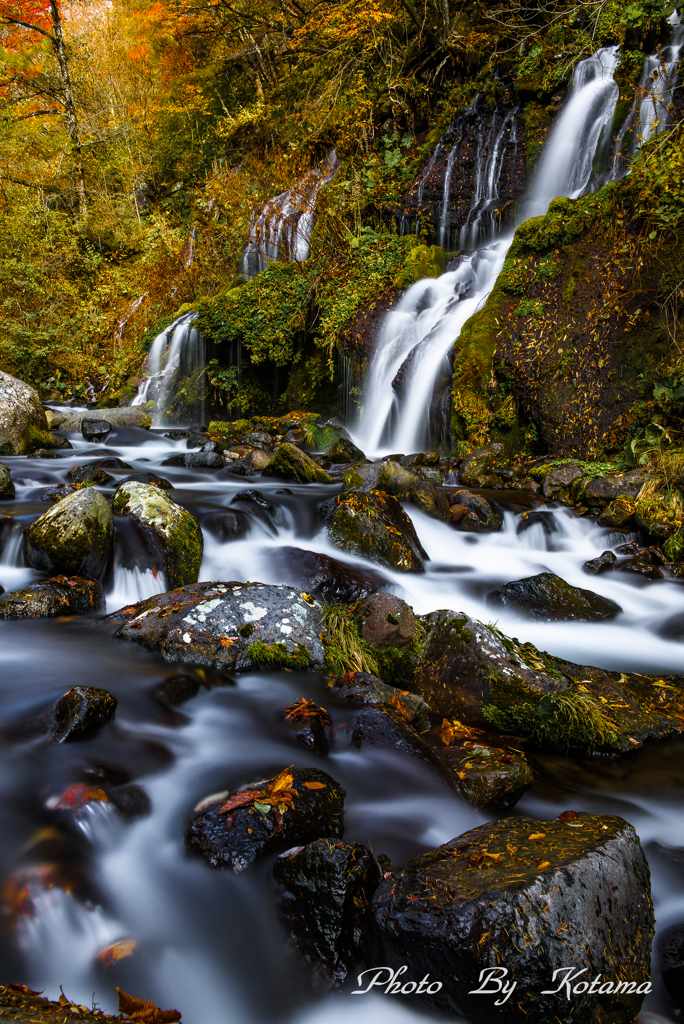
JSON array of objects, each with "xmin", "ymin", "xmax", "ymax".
[
  {"xmin": 487, "ymin": 571, "xmax": 621, "ymax": 622},
  {"xmin": 0, "ymin": 464, "xmax": 14, "ymax": 500},
  {"xmin": 262, "ymin": 443, "xmax": 332, "ymax": 484},
  {"xmin": 325, "ymin": 490, "xmax": 427, "ymax": 573},
  {"xmin": 394, "ymin": 244, "xmax": 447, "ymax": 289},
  {"xmin": 0, "ymin": 371, "xmax": 52, "ymax": 455},
  {"xmin": 112, "ymin": 481, "xmax": 203, "ymax": 587},
  {"xmin": 0, "ymin": 576, "xmax": 105, "ymax": 618},
  {"xmin": 440, "ymin": 742, "xmax": 533, "ymax": 810},
  {"xmin": 24, "ymin": 488, "xmax": 113, "ymax": 578},
  {"xmin": 342, "ymin": 461, "xmax": 449, "ymax": 521}
]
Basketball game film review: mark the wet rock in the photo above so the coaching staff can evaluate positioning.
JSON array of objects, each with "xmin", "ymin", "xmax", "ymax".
[
  {"xmin": 582, "ymin": 550, "xmax": 616, "ymax": 575},
  {"xmin": 0, "ymin": 576, "xmax": 105, "ymax": 618},
  {"xmin": 119, "ymin": 472, "xmax": 172, "ymax": 490},
  {"xmin": 149, "ymin": 674, "xmax": 203, "ymax": 706},
  {"xmin": 231, "ymin": 489, "xmax": 286, "ymax": 527},
  {"xmin": 185, "ymin": 447, "xmax": 224, "ymax": 468},
  {"xmin": 244, "ymin": 430, "xmax": 274, "ymax": 449},
  {"xmin": 32, "ymin": 448, "xmax": 63, "ymax": 459},
  {"xmin": 24, "ymin": 488, "xmax": 114, "ymax": 578},
  {"xmin": 488, "ymin": 571, "xmax": 621, "ymax": 622},
  {"xmin": 93, "ymin": 457, "xmax": 131, "ymax": 470},
  {"xmin": 273, "ymin": 547, "xmax": 388, "ymax": 603},
  {"xmin": 112, "ymin": 481, "xmax": 203, "ymax": 587},
  {"xmin": 185, "ymin": 431, "xmax": 210, "ymax": 448},
  {"xmin": 164, "ymin": 429, "xmax": 188, "ymax": 440},
  {"xmin": 459, "ymin": 441, "xmax": 511, "ymax": 488},
  {"xmin": 439, "ymin": 742, "xmax": 532, "ymax": 810},
  {"xmin": 655, "ymin": 612, "xmax": 684, "ymax": 641},
  {"xmin": 0, "ymin": 464, "xmax": 14, "ymax": 500},
  {"xmin": 355, "ymin": 593, "xmax": 416, "ymax": 650},
  {"xmin": 658, "ymin": 923, "xmax": 684, "ymax": 1014},
  {"xmin": 515, "ymin": 509, "xmax": 558, "ymax": 538},
  {"xmin": 341, "ymin": 460, "xmax": 447, "ymax": 517},
  {"xmin": 583, "ymin": 469, "xmax": 649, "ymax": 508},
  {"xmin": 614, "ymin": 557, "xmax": 664, "ymax": 580},
  {"xmin": 541, "ymin": 462, "xmax": 583, "ymax": 501},
  {"xmin": 325, "ymin": 490, "xmax": 427, "ymax": 573},
  {"xmin": 115, "ymin": 581, "xmax": 326, "ymax": 672},
  {"xmin": 449, "ymin": 489, "xmax": 503, "ymax": 533},
  {"xmin": 597, "ymin": 496, "xmax": 636, "ymax": 528},
  {"xmin": 39, "ymin": 483, "xmax": 77, "ymax": 503},
  {"xmin": 202, "ymin": 508, "xmax": 250, "ymax": 542},
  {"xmin": 47, "ymin": 432, "xmax": 72, "ymax": 449},
  {"xmin": 248, "ymin": 449, "xmax": 273, "ymax": 471},
  {"xmin": 274, "ymin": 839, "xmax": 381, "ymax": 988},
  {"xmin": 405, "ymin": 480, "xmax": 450, "ymax": 521},
  {"xmin": 284, "ymin": 698, "xmax": 331, "ymax": 756},
  {"xmin": 106, "ymin": 783, "xmax": 151, "ymax": 820},
  {"xmin": 368, "ymin": 814, "xmax": 654, "ymax": 1023},
  {"xmin": 328, "ymin": 672, "xmax": 430, "ymax": 734},
  {"xmin": 58, "ymin": 407, "xmax": 152, "ymax": 432},
  {"xmin": 401, "ymin": 450, "xmax": 440, "ymax": 469},
  {"xmin": 185, "ymin": 766, "xmax": 345, "ymax": 872},
  {"xmin": 262, "ymin": 443, "xmax": 333, "ymax": 484},
  {"xmin": 326, "ymin": 438, "xmax": 365, "ymax": 464},
  {"xmin": 351, "ymin": 707, "xmax": 457, "ymax": 786},
  {"xmin": 68, "ymin": 464, "xmax": 114, "ymax": 486},
  {"xmin": 0, "ymin": 370, "xmax": 52, "ymax": 454},
  {"xmin": 81, "ymin": 418, "xmax": 112, "ymax": 443},
  {"xmin": 51, "ymin": 686, "xmax": 117, "ymax": 742}
]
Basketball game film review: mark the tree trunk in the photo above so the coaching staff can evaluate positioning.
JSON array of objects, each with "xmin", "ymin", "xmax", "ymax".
[{"xmin": 49, "ymin": 0, "xmax": 87, "ymax": 223}]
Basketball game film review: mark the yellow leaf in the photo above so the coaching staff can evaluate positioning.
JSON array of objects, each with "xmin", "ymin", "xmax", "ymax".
[
  {"xmin": 303, "ymin": 781, "xmax": 325, "ymax": 790},
  {"xmin": 528, "ymin": 832, "xmax": 546, "ymax": 840}
]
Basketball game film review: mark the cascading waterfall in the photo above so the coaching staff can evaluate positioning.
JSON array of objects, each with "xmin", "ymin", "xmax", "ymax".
[
  {"xmin": 459, "ymin": 107, "xmax": 518, "ymax": 249},
  {"xmin": 132, "ymin": 312, "xmax": 205, "ymax": 425},
  {"xmin": 352, "ymin": 44, "xmax": 635, "ymax": 457}
]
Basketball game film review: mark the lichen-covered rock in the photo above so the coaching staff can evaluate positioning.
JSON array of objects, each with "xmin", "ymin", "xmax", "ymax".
[
  {"xmin": 582, "ymin": 550, "xmax": 616, "ymax": 575},
  {"xmin": 185, "ymin": 766, "xmax": 345, "ymax": 872},
  {"xmin": 597, "ymin": 496, "xmax": 636, "ymax": 527},
  {"xmin": 583, "ymin": 469, "xmax": 649, "ymax": 508},
  {"xmin": 326, "ymin": 437, "xmax": 365, "ymax": 464},
  {"xmin": 119, "ymin": 472, "xmax": 171, "ymax": 490},
  {"xmin": 69, "ymin": 464, "xmax": 114, "ymax": 486},
  {"xmin": 0, "ymin": 463, "xmax": 14, "ymax": 500},
  {"xmin": 439, "ymin": 742, "xmax": 533, "ymax": 810},
  {"xmin": 24, "ymin": 488, "xmax": 113, "ymax": 578},
  {"xmin": 541, "ymin": 462, "xmax": 583, "ymax": 501},
  {"xmin": 487, "ymin": 571, "xmax": 621, "ymax": 621},
  {"xmin": 0, "ymin": 371, "xmax": 52, "ymax": 455},
  {"xmin": 249, "ymin": 448, "xmax": 273, "ymax": 471},
  {"xmin": 112, "ymin": 481, "xmax": 202, "ymax": 587},
  {"xmin": 0, "ymin": 576, "xmax": 105, "ymax": 618},
  {"xmin": 58, "ymin": 407, "xmax": 152, "ymax": 432},
  {"xmin": 369, "ymin": 814, "xmax": 654, "ymax": 1024},
  {"xmin": 355, "ymin": 593, "xmax": 416, "ymax": 650},
  {"xmin": 459, "ymin": 441, "xmax": 511, "ymax": 488},
  {"xmin": 328, "ymin": 672, "xmax": 430, "ymax": 733},
  {"xmin": 273, "ymin": 547, "xmax": 388, "ymax": 603},
  {"xmin": 409, "ymin": 609, "xmax": 684, "ymax": 753},
  {"xmin": 51, "ymin": 686, "xmax": 117, "ymax": 742},
  {"xmin": 262, "ymin": 443, "xmax": 332, "ymax": 484},
  {"xmin": 449, "ymin": 489, "xmax": 503, "ymax": 532},
  {"xmin": 115, "ymin": 581, "xmax": 326, "ymax": 672},
  {"xmin": 350, "ymin": 707, "xmax": 457, "ymax": 787},
  {"xmin": 342, "ymin": 460, "xmax": 448, "ymax": 520},
  {"xmin": 274, "ymin": 839, "xmax": 381, "ymax": 988},
  {"xmin": 325, "ymin": 490, "xmax": 427, "ymax": 573}
]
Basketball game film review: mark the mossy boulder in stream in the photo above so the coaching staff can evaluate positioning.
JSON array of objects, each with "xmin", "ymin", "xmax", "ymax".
[
  {"xmin": 112, "ymin": 481, "xmax": 202, "ymax": 587},
  {"xmin": 324, "ymin": 490, "xmax": 427, "ymax": 572},
  {"xmin": 342, "ymin": 461, "xmax": 449, "ymax": 521},
  {"xmin": 0, "ymin": 371, "xmax": 52, "ymax": 455},
  {"xmin": 487, "ymin": 571, "xmax": 621, "ymax": 622},
  {"xmin": 24, "ymin": 488, "xmax": 113, "ymax": 578},
  {"xmin": 115, "ymin": 581, "xmax": 326, "ymax": 672},
  {"xmin": 328, "ymin": 671, "xmax": 430, "ymax": 733},
  {"xmin": 0, "ymin": 464, "xmax": 14, "ymax": 500},
  {"xmin": 0, "ymin": 576, "xmax": 105, "ymax": 618},
  {"xmin": 369, "ymin": 814, "xmax": 654, "ymax": 1024},
  {"xmin": 262, "ymin": 443, "xmax": 332, "ymax": 484}
]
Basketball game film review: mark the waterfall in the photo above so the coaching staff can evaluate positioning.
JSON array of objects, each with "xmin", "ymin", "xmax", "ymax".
[
  {"xmin": 132, "ymin": 312, "xmax": 205, "ymax": 425},
  {"xmin": 241, "ymin": 151, "xmax": 339, "ymax": 279},
  {"xmin": 352, "ymin": 46, "xmax": 624, "ymax": 457},
  {"xmin": 459, "ymin": 108, "xmax": 518, "ymax": 249}
]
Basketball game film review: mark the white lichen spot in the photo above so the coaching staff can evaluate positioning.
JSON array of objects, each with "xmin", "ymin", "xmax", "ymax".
[
  {"xmin": 280, "ymin": 624, "xmax": 293, "ymax": 635},
  {"xmin": 239, "ymin": 601, "xmax": 268, "ymax": 622},
  {"xmin": 182, "ymin": 632, "xmax": 192, "ymax": 644},
  {"xmin": 183, "ymin": 615, "xmax": 198, "ymax": 626}
]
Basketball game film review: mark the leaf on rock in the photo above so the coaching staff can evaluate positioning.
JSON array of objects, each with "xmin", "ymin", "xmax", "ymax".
[
  {"xmin": 117, "ymin": 988, "xmax": 181, "ymax": 1023},
  {"xmin": 284, "ymin": 697, "xmax": 331, "ymax": 726},
  {"xmin": 302, "ymin": 781, "xmax": 325, "ymax": 790},
  {"xmin": 46, "ymin": 784, "xmax": 109, "ymax": 814}
]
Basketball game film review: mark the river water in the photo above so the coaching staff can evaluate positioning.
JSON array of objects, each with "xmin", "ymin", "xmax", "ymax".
[{"xmin": 0, "ymin": 422, "xmax": 683, "ymax": 1023}]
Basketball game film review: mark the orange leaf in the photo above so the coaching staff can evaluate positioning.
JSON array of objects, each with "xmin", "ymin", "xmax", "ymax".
[
  {"xmin": 537, "ymin": 861, "xmax": 551, "ymax": 871},
  {"xmin": 302, "ymin": 781, "xmax": 325, "ymax": 790},
  {"xmin": 117, "ymin": 988, "xmax": 181, "ymax": 1023},
  {"xmin": 528, "ymin": 832, "xmax": 546, "ymax": 840},
  {"xmin": 98, "ymin": 940, "xmax": 136, "ymax": 967}
]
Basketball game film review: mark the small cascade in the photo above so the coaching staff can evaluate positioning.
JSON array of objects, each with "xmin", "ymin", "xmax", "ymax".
[
  {"xmin": 241, "ymin": 151, "xmax": 339, "ymax": 280},
  {"xmin": 337, "ymin": 353, "xmax": 354, "ymax": 425},
  {"xmin": 459, "ymin": 108, "xmax": 518, "ymax": 249},
  {"xmin": 132, "ymin": 312, "xmax": 205, "ymax": 425}
]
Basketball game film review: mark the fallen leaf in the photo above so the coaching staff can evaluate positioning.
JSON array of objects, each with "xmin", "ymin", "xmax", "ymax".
[
  {"xmin": 46, "ymin": 784, "xmax": 109, "ymax": 814},
  {"xmin": 303, "ymin": 781, "xmax": 325, "ymax": 790},
  {"xmin": 98, "ymin": 940, "xmax": 136, "ymax": 966},
  {"xmin": 193, "ymin": 791, "xmax": 229, "ymax": 813},
  {"xmin": 537, "ymin": 861, "xmax": 551, "ymax": 871},
  {"xmin": 528, "ymin": 832, "xmax": 546, "ymax": 840},
  {"xmin": 557, "ymin": 810, "xmax": 579, "ymax": 821},
  {"xmin": 117, "ymin": 987, "xmax": 181, "ymax": 1023}
]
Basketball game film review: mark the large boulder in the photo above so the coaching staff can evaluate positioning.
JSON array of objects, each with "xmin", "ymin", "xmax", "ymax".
[
  {"xmin": 186, "ymin": 766, "xmax": 345, "ymax": 872},
  {"xmin": 449, "ymin": 489, "xmax": 503, "ymax": 532},
  {"xmin": 0, "ymin": 464, "xmax": 14, "ymax": 500},
  {"xmin": 343, "ymin": 461, "xmax": 449, "ymax": 521},
  {"xmin": 355, "ymin": 592, "xmax": 416, "ymax": 650},
  {"xmin": 583, "ymin": 468, "xmax": 650, "ymax": 508},
  {"xmin": 262, "ymin": 443, "xmax": 332, "ymax": 484},
  {"xmin": 24, "ymin": 488, "xmax": 113, "ymax": 578},
  {"xmin": 273, "ymin": 839, "xmax": 381, "ymax": 988},
  {"xmin": 0, "ymin": 576, "xmax": 105, "ymax": 618},
  {"xmin": 350, "ymin": 706, "xmax": 458, "ymax": 788},
  {"xmin": 325, "ymin": 490, "xmax": 427, "ymax": 572},
  {"xmin": 328, "ymin": 672, "xmax": 430, "ymax": 733},
  {"xmin": 368, "ymin": 814, "xmax": 654, "ymax": 1024},
  {"xmin": 0, "ymin": 371, "xmax": 52, "ymax": 454},
  {"xmin": 272, "ymin": 547, "xmax": 388, "ymax": 603},
  {"xmin": 487, "ymin": 572, "xmax": 621, "ymax": 622},
  {"xmin": 115, "ymin": 581, "xmax": 326, "ymax": 672},
  {"xmin": 112, "ymin": 481, "xmax": 202, "ymax": 587},
  {"xmin": 57, "ymin": 406, "xmax": 152, "ymax": 432}
]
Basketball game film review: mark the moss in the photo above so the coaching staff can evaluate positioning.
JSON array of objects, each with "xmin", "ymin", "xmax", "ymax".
[
  {"xmin": 322, "ymin": 603, "xmax": 379, "ymax": 676},
  {"xmin": 112, "ymin": 481, "xmax": 203, "ymax": 587},
  {"xmin": 24, "ymin": 424, "xmax": 55, "ymax": 453},
  {"xmin": 394, "ymin": 244, "xmax": 447, "ymax": 288},
  {"xmin": 246, "ymin": 641, "xmax": 313, "ymax": 670},
  {"xmin": 262, "ymin": 443, "xmax": 332, "ymax": 484}
]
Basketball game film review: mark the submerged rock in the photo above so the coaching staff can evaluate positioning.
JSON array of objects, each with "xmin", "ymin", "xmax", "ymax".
[
  {"xmin": 582, "ymin": 550, "xmax": 616, "ymax": 575},
  {"xmin": 325, "ymin": 490, "xmax": 427, "ymax": 572},
  {"xmin": 112, "ymin": 481, "xmax": 203, "ymax": 587},
  {"xmin": 51, "ymin": 686, "xmax": 117, "ymax": 742},
  {"xmin": 24, "ymin": 488, "xmax": 113, "ymax": 578},
  {"xmin": 69, "ymin": 464, "xmax": 114, "ymax": 486},
  {"xmin": 201, "ymin": 508, "xmax": 250, "ymax": 542},
  {"xmin": 115, "ymin": 581, "xmax": 326, "ymax": 672},
  {"xmin": 329, "ymin": 672, "xmax": 430, "ymax": 733},
  {"xmin": 350, "ymin": 706, "xmax": 456, "ymax": 787},
  {"xmin": 369, "ymin": 814, "xmax": 654, "ymax": 1023},
  {"xmin": 355, "ymin": 593, "xmax": 416, "ymax": 650},
  {"xmin": 0, "ymin": 371, "xmax": 52, "ymax": 454},
  {"xmin": 185, "ymin": 766, "xmax": 345, "ymax": 872},
  {"xmin": 262, "ymin": 443, "xmax": 332, "ymax": 484},
  {"xmin": 274, "ymin": 839, "xmax": 381, "ymax": 988},
  {"xmin": 449, "ymin": 489, "xmax": 503, "ymax": 532},
  {"xmin": 439, "ymin": 742, "xmax": 532, "ymax": 810},
  {"xmin": 487, "ymin": 571, "xmax": 621, "ymax": 622},
  {"xmin": 0, "ymin": 464, "xmax": 14, "ymax": 500},
  {"xmin": 81, "ymin": 419, "xmax": 111, "ymax": 443},
  {"xmin": 0, "ymin": 576, "xmax": 105, "ymax": 618},
  {"xmin": 273, "ymin": 547, "xmax": 388, "ymax": 603}
]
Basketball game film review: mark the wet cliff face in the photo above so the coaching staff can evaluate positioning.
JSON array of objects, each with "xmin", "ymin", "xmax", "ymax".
[{"xmin": 398, "ymin": 98, "xmax": 527, "ymax": 249}]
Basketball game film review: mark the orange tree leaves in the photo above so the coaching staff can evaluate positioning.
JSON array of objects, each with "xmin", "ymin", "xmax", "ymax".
[{"xmin": 117, "ymin": 988, "xmax": 181, "ymax": 1024}]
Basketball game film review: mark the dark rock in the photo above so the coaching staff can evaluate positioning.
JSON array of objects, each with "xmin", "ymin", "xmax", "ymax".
[
  {"xmin": 368, "ymin": 814, "xmax": 654, "ymax": 1023},
  {"xmin": 185, "ymin": 431, "xmax": 210, "ymax": 448},
  {"xmin": 350, "ymin": 707, "xmax": 457, "ymax": 787},
  {"xmin": 405, "ymin": 480, "xmax": 450, "ymax": 521},
  {"xmin": 185, "ymin": 766, "xmax": 345, "ymax": 872},
  {"xmin": 614, "ymin": 557, "xmax": 664, "ymax": 580},
  {"xmin": 201, "ymin": 509, "xmax": 250, "ymax": 542},
  {"xmin": 274, "ymin": 839, "xmax": 381, "ymax": 988},
  {"xmin": 231, "ymin": 489, "xmax": 286, "ymax": 528},
  {"xmin": 106, "ymin": 783, "xmax": 151, "ymax": 820},
  {"xmin": 92, "ymin": 457, "xmax": 132, "ymax": 470},
  {"xmin": 325, "ymin": 490, "xmax": 427, "ymax": 573},
  {"xmin": 262, "ymin": 443, "xmax": 333, "ymax": 484},
  {"xmin": 273, "ymin": 547, "xmax": 388, "ymax": 603},
  {"xmin": 541, "ymin": 462, "xmax": 583, "ymax": 500},
  {"xmin": 655, "ymin": 612, "xmax": 684, "ymax": 641},
  {"xmin": 326, "ymin": 438, "xmax": 365, "ymax": 464},
  {"xmin": 439, "ymin": 742, "xmax": 532, "ymax": 810},
  {"xmin": 597, "ymin": 496, "xmax": 636, "ymax": 527},
  {"xmin": 515, "ymin": 509, "xmax": 558, "ymax": 538},
  {"xmin": 616, "ymin": 540, "xmax": 640, "ymax": 555},
  {"xmin": 284, "ymin": 698, "xmax": 331, "ymax": 756},
  {"xmin": 328, "ymin": 672, "xmax": 430, "ymax": 733},
  {"xmin": 659, "ymin": 923, "xmax": 684, "ymax": 1014},
  {"xmin": 0, "ymin": 576, "xmax": 105, "ymax": 618},
  {"xmin": 164, "ymin": 429, "xmax": 188, "ymax": 440},
  {"xmin": 81, "ymin": 419, "xmax": 112, "ymax": 443},
  {"xmin": 341, "ymin": 460, "xmax": 446, "ymax": 516},
  {"xmin": 583, "ymin": 469, "xmax": 650, "ymax": 507},
  {"xmin": 401, "ymin": 450, "xmax": 440, "ymax": 468},
  {"xmin": 24, "ymin": 488, "xmax": 114, "ymax": 578},
  {"xmin": 115, "ymin": 581, "xmax": 325, "ymax": 672},
  {"xmin": 582, "ymin": 550, "xmax": 616, "ymax": 575},
  {"xmin": 39, "ymin": 483, "xmax": 77, "ymax": 503},
  {"xmin": 184, "ymin": 450, "xmax": 224, "ymax": 468},
  {"xmin": 149, "ymin": 674, "xmax": 203, "ymax": 705},
  {"xmin": 355, "ymin": 592, "xmax": 416, "ymax": 650},
  {"xmin": 119, "ymin": 472, "xmax": 172, "ymax": 490},
  {"xmin": 487, "ymin": 571, "xmax": 621, "ymax": 621},
  {"xmin": 51, "ymin": 686, "xmax": 117, "ymax": 742},
  {"xmin": 244, "ymin": 430, "xmax": 273, "ymax": 449},
  {"xmin": 0, "ymin": 463, "xmax": 14, "ymax": 500},
  {"xmin": 31, "ymin": 448, "xmax": 63, "ymax": 459},
  {"xmin": 68, "ymin": 464, "xmax": 114, "ymax": 486},
  {"xmin": 459, "ymin": 441, "xmax": 511, "ymax": 488},
  {"xmin": 47, "ymin": 432, "xmax": 73, "ymax": 449},
  {"xmin": 112, "ymin": 481, "xmax": 203, "ymax": 587},
  {"xmin": 449, "ymin": 489, "xmax": 503, "ymax": 533}
]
